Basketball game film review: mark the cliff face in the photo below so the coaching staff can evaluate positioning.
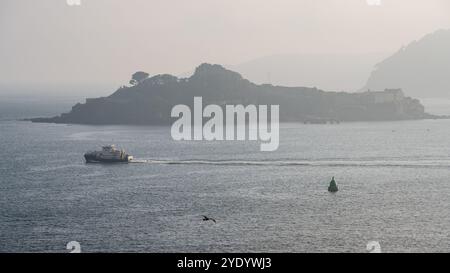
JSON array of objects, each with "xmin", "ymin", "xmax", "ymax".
[
  {"xmin": 363, "ymin": 29, "xmax": 450, "ymax": 98},
  {"xmin": 30, "ymin": 64, "xmax": 430, "ymax": 125}
]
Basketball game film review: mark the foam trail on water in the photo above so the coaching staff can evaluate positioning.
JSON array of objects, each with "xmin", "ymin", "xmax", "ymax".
[{"xmin": 129, "ymin": 158, "xmax": 450, "ymax": 168}]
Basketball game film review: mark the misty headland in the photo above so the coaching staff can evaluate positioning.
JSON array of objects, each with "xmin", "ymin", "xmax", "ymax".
[{"xmin": 363, "ymin": 29, "xmax": 450, "ymax": 99}]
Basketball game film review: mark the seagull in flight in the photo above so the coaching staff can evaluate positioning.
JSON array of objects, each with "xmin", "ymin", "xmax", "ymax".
[{"xmin": 202, "ymin": 215, "xmax": 216, "ymax": 223}]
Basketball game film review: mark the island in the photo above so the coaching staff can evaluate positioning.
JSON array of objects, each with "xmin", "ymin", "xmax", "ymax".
[{"xmin": 29, "ymin": 63, "xmax": 434, "ymax": 125}]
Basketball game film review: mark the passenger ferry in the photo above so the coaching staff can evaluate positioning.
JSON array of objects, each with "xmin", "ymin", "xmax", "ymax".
[{"xmin": 84, "ymin": 145, "xmax": 133, "ymax": 163}]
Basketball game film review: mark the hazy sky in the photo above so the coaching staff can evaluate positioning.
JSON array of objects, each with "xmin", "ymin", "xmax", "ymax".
[{"xmin": 1, "ymin": 0, "xmax": 450, "ymax": 89}]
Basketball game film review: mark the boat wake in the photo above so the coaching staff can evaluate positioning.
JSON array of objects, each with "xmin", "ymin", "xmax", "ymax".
[{"xmin": 130, "ymin": 158, "xmax": 450, "ymax": 169}]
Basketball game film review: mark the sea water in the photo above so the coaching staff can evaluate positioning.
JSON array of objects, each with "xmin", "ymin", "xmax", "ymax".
[{"xmin": 0, "ymin": 103, "xmax": 450, "ymax": 252}]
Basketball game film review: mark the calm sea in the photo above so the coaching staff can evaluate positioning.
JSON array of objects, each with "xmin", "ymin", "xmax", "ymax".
[{"xmin": 0, "ymin": 100, "xmax": 450, "ymax": 253}]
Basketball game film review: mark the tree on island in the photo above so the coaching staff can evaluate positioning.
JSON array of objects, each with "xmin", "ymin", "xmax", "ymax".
[{"xmin": 129, "ymin": 71, "xmax": 149, "ymax": 86}]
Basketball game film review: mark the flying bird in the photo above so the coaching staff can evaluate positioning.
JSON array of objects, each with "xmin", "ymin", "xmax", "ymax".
[{"xmin": 202, "ymin": 215, "xmax": 216, "ymax": 223}]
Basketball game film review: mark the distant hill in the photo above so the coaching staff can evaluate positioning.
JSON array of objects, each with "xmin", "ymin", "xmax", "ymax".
[
  {"xmin": 29, "ymin": 64, "xmax": 431, "ymax": 125},
  {"xmin": 231, "ymin": 53, "xmax": 387, "ymax": 92},
  {"xmin": 363, "ymin": 29, "xmax": 450, "ymax": 98}
]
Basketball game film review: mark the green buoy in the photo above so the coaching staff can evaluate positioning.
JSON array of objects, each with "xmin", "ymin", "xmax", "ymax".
[{"xmin": 328, "ymin": 176, "xmax": 338, "ymax": 193}]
